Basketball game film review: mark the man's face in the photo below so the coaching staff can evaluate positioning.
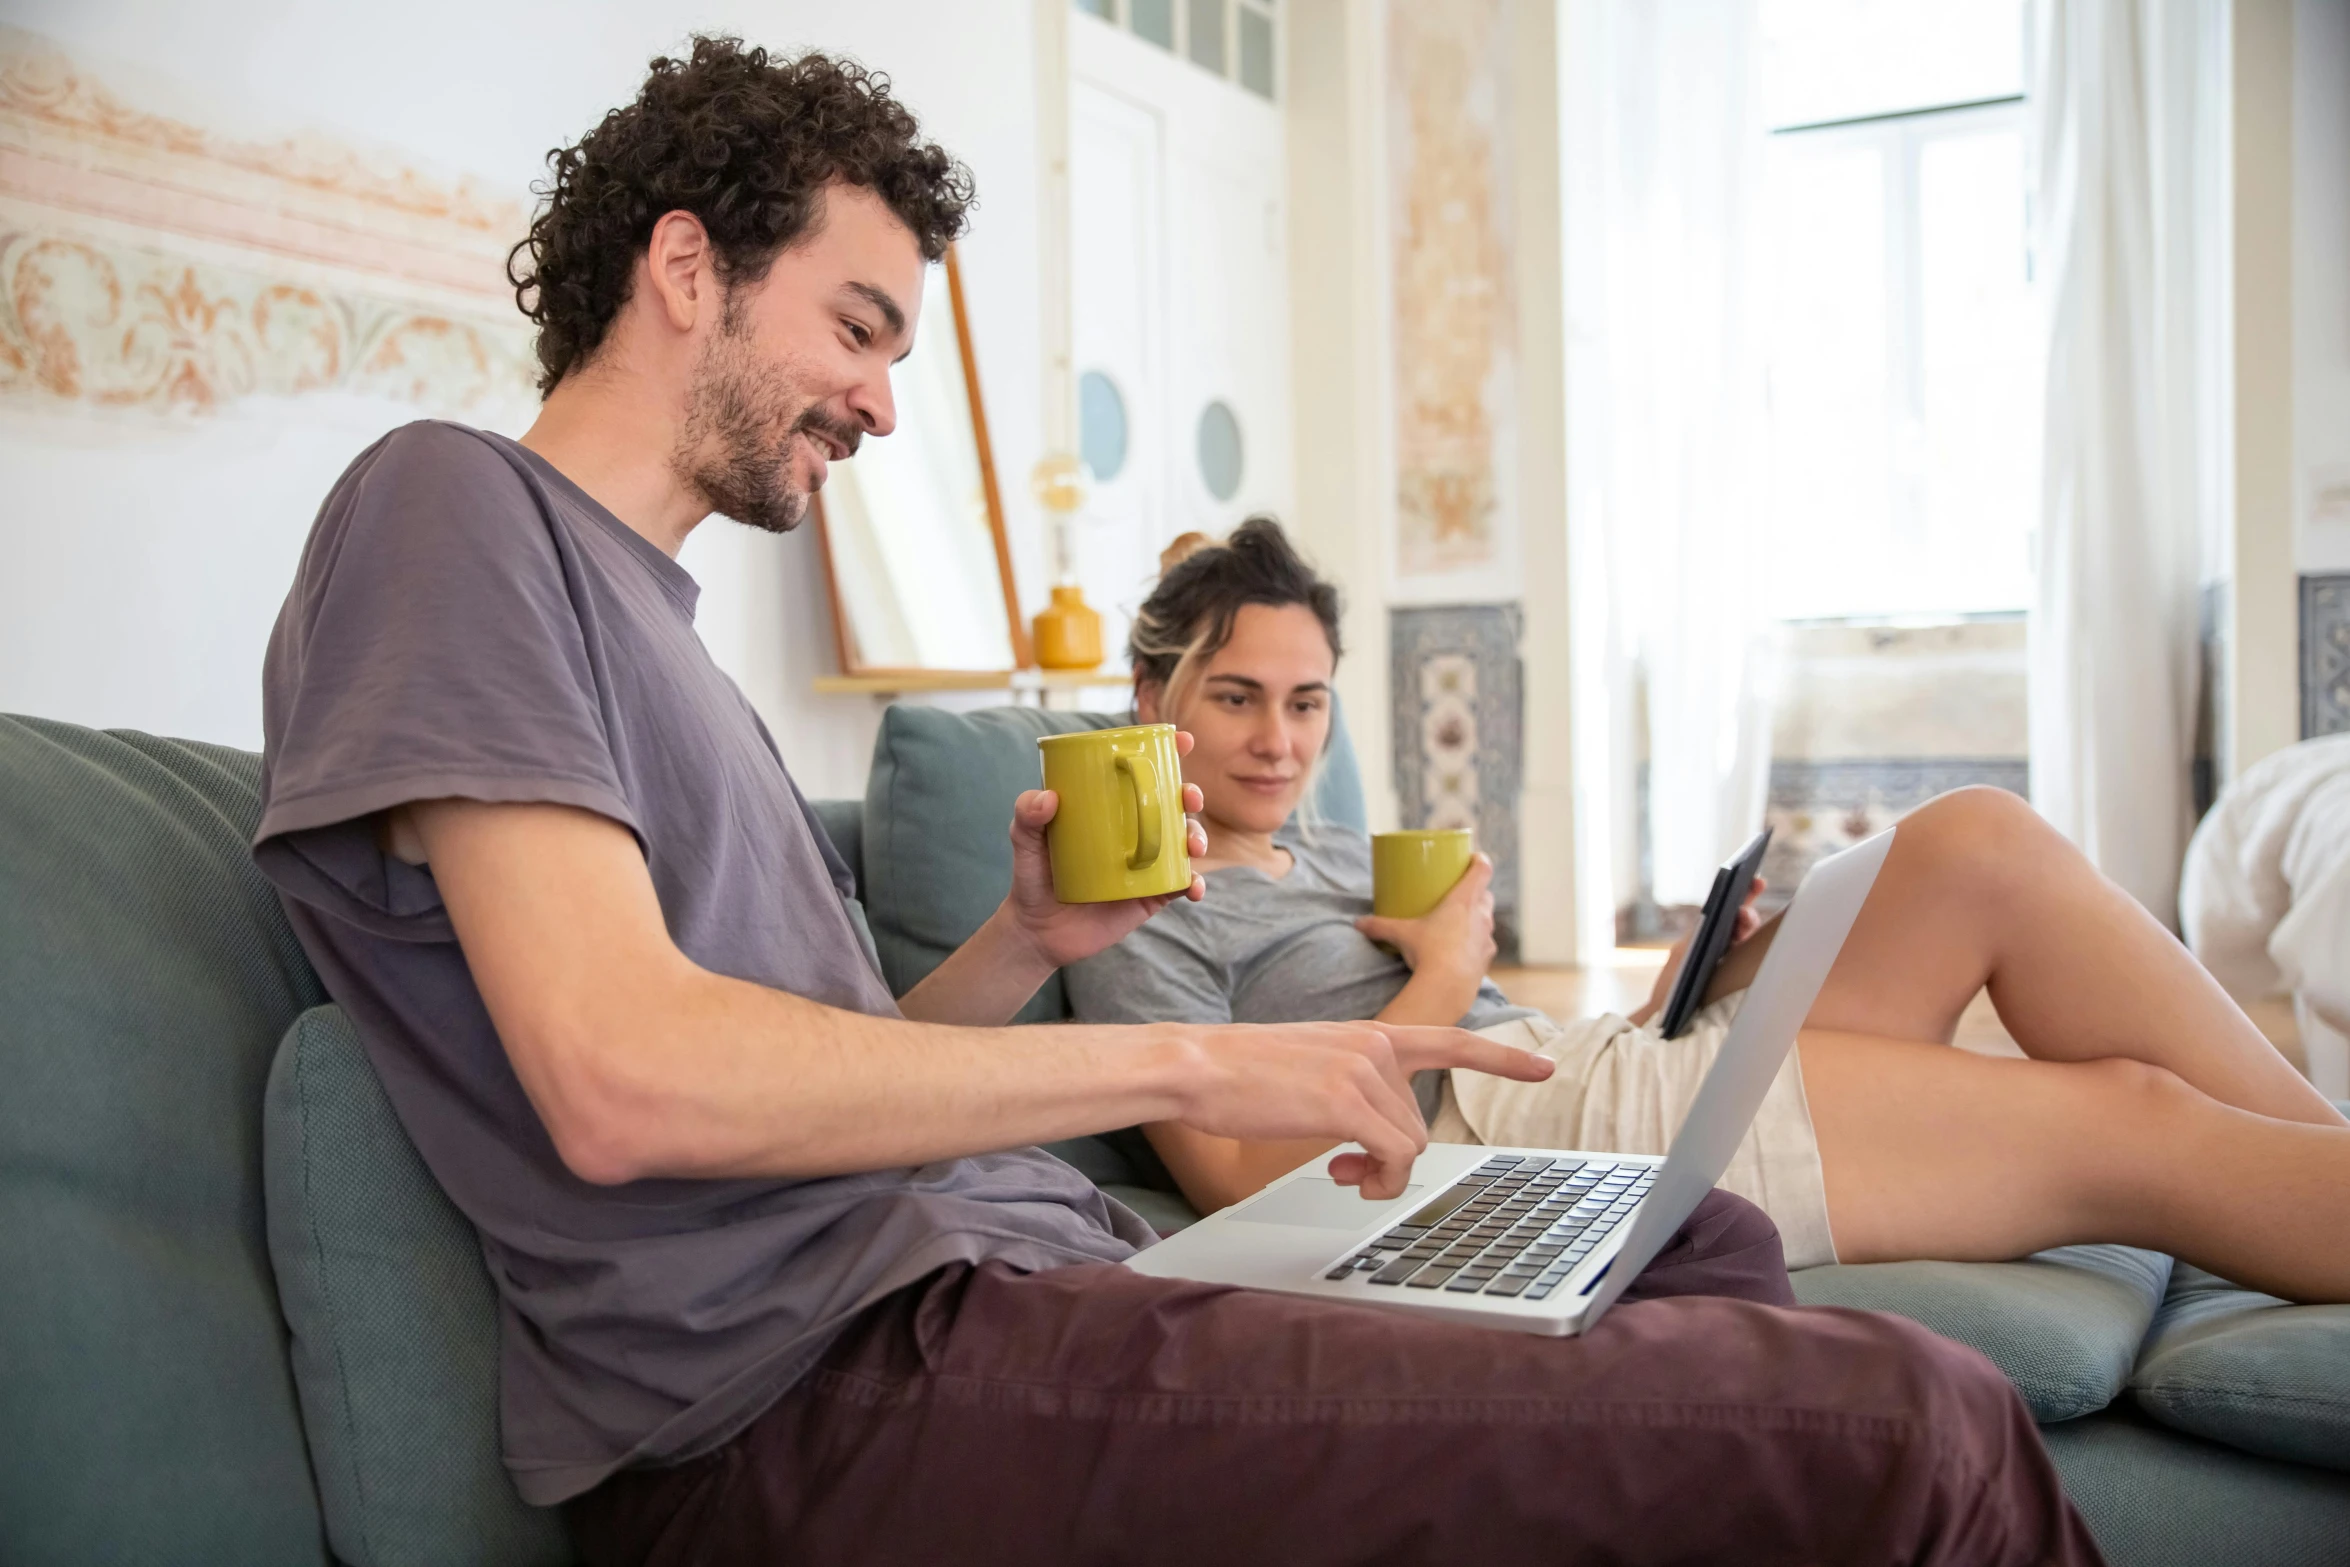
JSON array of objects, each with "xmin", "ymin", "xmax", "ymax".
[{"xmin": 672, "ymin": 183, "xmax": 925, "ymax": 533}]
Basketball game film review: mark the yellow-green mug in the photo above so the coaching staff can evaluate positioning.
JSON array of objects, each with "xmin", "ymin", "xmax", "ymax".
[
  {"xmin": 1038, "ymin": 724, "xmax": 1192, "ymax": 903},
  {"xmin": 1371, "ymin": 829, "xmax": 1474, "ymax": 919}
]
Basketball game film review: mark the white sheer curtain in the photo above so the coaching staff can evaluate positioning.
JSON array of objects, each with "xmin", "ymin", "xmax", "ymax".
[
  {"xmin": 2027, "ymin": 0, "xmax": 2226, "ymax": 925},
  {"xmin": 1565, "ymin": 0, "xmax": 1777, "ymax": 909}
]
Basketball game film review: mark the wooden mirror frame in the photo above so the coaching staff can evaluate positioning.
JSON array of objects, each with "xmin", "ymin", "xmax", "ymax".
[{"xmin": 808, "ymin": 245, "xmax": 1032, "ymax": 676}]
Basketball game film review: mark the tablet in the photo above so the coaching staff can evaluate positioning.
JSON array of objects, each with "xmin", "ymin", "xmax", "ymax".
[{"xmin": 1656, "ymin": 827, "xmax": 1773, "ymax": 1040}]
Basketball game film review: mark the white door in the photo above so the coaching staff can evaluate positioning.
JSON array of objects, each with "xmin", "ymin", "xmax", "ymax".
[{"xmin": 1070, "ymin": 10, "xmax": 1292, "ymax": 655}]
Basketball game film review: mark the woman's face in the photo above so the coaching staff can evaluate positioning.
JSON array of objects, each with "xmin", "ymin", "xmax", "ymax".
[{"xmin": 1139, "ymin": 601, "xmax": 1335, "ymax": 837}]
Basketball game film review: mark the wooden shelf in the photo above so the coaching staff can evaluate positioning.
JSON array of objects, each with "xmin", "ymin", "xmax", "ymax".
[{"xmin": 811, "ymin": 667, "xmax": 1129, "ymax": 697}]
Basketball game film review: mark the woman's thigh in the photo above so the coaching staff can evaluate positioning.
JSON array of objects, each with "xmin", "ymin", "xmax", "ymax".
[{"xmin": 1799, "ymin": 1029, "xmax": 2169, "ymax": 1264}]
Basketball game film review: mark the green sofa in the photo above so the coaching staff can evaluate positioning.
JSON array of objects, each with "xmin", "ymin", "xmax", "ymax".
[{"xmin": 4, "ymin": 707, "xmax": 2346, "ymax": 1566}]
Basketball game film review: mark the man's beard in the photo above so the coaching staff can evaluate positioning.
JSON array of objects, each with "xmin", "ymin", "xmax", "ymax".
[{"xmin": 671, "ymin": 318, "xmax": 862, "ymax": 535}]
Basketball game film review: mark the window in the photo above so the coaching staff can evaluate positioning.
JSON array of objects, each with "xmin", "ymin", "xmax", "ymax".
[
  {"xmin": 1758, "ymin": 0, "xmax": 2035, "ymax": 620},
  {"xmin": 1077, "ymin": 0, "xmax": 1277, "ymax": 101}
]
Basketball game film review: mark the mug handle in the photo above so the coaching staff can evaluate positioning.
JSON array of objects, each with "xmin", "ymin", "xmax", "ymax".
[{"xmin": 1116, "ymin": 753, "xmax": 1161, "ymax": 870}]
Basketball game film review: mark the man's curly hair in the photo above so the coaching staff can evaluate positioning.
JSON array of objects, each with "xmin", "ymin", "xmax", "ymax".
[{"xmin": 508, "ymin": 37, "xmax": 975, "ymax": 393}]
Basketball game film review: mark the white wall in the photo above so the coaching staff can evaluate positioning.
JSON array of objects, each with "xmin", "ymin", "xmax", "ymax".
[
  {"xmin": 0, "ymin": 0, "xmax": 1051, "ymax": 801},
  {"xmin": 2296, "ymin": 0, "xmax": 2350, "ymax": 575}
]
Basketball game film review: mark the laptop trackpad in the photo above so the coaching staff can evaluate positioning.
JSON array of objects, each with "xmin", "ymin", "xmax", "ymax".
[{"xmin": 1229, "ymin": 1177, "xmax": 1424, "ymax": 1230}]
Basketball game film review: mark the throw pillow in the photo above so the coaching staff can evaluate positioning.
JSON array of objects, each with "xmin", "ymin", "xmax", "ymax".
[
  {"xmin": 2131, "ymin": 1261, "xmax": 2350, "ymax": 1473},
  {"xmin": 264, "ymin": 1004, "xmax": 575, "ymax": 1567},
  {"xmin": 1792, "ymin": 1244, "xmax": 2173, "ymax": 1422}
]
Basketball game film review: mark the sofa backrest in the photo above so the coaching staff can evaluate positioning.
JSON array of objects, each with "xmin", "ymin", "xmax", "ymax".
[
  {"xmin": 855, "ymin": 701, "xmax": 1368, "ymax": 1023},
  {"xmin": 0, "ymin": 715, "xmax": 331, "ymax": 1564}
]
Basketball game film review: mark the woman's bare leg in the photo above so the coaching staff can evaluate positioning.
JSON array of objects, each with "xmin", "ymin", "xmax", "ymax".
[
  {"xmin": 1711, "ymin": 787, "xmax": 2345, "ymax": 1127},
  {"xmin": 1800, "ymin": 1030, "xmax": 2350, "ymax": 1300}
]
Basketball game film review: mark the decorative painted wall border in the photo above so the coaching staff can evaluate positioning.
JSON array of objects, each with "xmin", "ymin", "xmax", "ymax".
[
  {"xmin": 0, "ymin": 228, "xmax": 534, "ymax": 419},
  {"xmin": 2300, "ymin": 573, "xmax": 2350, "ymax": 738},
  {"xmin": 0, "ymin": 28, "xmax": 536, "ymax": 423},
  {"xmin": 1389, "ymin": 602, "xmax": 1523, "ymax": 956},
  {"xmin": 0, "ymin": 28, "xmax": 524, "ymax": 300}
]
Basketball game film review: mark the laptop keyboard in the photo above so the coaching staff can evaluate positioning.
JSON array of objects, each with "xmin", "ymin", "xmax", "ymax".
[{"xmin": 1319, "ymin": 1155, "xmax": 1656, "ymax": 1303}]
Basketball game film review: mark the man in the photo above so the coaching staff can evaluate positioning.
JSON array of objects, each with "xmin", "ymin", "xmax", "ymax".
[{"xmin": 255, "ymin": 38, "xmax": 2100, "ymax": 1564}]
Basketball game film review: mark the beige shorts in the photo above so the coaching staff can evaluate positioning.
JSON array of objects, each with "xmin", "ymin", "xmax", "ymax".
[{"xmin": 1430, "ymin": 994, "xmax": 1840, "ymax": 1270}]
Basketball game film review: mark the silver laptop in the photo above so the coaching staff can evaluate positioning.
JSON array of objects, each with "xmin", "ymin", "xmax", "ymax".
[{"xmin": 1126, "ymin": 830, "xmax": 1892, "ymax": 1335}]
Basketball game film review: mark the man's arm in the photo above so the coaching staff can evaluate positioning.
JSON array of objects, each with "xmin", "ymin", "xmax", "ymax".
[
  {"xmin": 409, "ymin": 798, "xmax": 1552, "ymax": 1195},
  {"xmin": 897, "ymin": 750, "xmax": 1211, "ymax": 1027}
]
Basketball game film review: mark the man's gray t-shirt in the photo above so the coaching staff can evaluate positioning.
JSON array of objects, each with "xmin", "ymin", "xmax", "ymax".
[
  {"xmin": 1063, "ymin": 823, "xmax": 1536, "ymax": 1182},
  {"xmin": 254, "ymin": 421, "xmax": 1148, "ymax": 1505}
]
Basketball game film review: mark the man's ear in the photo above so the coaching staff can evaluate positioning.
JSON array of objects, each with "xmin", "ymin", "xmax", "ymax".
[{"xmin": 642, "ymin": 210, "xmax": 714, "ymax": 334}]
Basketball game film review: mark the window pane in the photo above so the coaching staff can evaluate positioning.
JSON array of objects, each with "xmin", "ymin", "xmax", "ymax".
[
  {"xmin": 1760, "ymin": 0, "xmax": 2023, "ymax": 128},
  {"xmin": 1130, "ymin": 0, "xmax": 1173, "ymax": 50},
  {"xmin": 1918, "ymin": 125, "xmax": 2035, "ymax": 613},
  {"xmin": 1073, "ymin": 0, "xmax": 1115, "ymax": 19},
  {"xmin": 1239, "ymin": 7, "xmax": 1275, "ymax": 98},
  {"xmin": 1187, "ymin": 0, "xmax": 1227, "ymax": 73},
  {"xmin": 1763, "ymin": 139, "xmax": 1892, "ymax": 619}
]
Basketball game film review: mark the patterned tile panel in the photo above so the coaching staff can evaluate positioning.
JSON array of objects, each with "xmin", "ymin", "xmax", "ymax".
[
  {"xmin": 2301, "ymin": 574, "xmax": 2350, "ymax": 739},
  {"xmin": 1389, "ymin": 604, "xmax": 1523, "ymax": 955},
  {"xmin": 1761, "ymin": 758, "xmax": 2030, "ymax": 908}
]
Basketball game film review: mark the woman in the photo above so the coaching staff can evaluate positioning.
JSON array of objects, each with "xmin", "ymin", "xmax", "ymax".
[{"xmin": 1063, "ymin": 520, "xmax": 2350, "ymax": 1299}]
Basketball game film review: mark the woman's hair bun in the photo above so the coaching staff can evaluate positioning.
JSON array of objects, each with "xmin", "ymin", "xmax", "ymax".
[
  {"xmin": 1129, "ymin": 515, "xmax": 1343, "ymax": 701},
  {"xmin": 1159, "ymin": 531, "xmax": 1217, "ymax": 575}
]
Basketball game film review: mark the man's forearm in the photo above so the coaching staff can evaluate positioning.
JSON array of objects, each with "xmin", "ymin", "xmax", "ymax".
[
  {"xmin": 541, "ymin": 964, "xmax": 1197, "ymax": 1182},
  {"xmin": 896, "ymin": 904, "xmax": 1057, "ymax": 1026},
  {"xmin": 415, "ymin": 799, "xmax": 1546, "ymax": 1200}
]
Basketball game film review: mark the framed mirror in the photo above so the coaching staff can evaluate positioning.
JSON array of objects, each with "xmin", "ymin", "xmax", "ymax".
[{"xmin": 810, "ymin": 246, "xmax": 1030, "ymax": 676}]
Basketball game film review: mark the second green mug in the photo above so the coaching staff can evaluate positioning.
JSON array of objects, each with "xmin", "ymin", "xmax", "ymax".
[
  {"xmin": 1038, "ymin": 723, "xmax": 1192, "ymax": 903},
  {"xmin": 1371, "ymin": 828, "xmax": 1475, "ymax": 919}
]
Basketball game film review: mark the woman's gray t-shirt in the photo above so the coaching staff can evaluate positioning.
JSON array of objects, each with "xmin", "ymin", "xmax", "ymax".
[
  {"xmin": 1063, "ymin": 823, "xmax": 1536, "ymax": 1164},
  {"xmin": 255, "ymin": 421, "xmax": 1149, "ymax": 1505}
]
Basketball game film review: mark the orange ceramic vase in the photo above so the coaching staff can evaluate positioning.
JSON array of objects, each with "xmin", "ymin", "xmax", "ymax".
[{"xmin": 1032, "ymin": 584, "xmax": 1104, "ymax": 670}]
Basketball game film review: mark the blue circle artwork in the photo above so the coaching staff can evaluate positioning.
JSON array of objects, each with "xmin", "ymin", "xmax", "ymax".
[
  {"xmin": 1078, "ymin": 370, "xmax": 1128, "ymax": 483},
  {"xmin": 1196, "ymin": 399, "xmax": 1243, "ymax": 502}
]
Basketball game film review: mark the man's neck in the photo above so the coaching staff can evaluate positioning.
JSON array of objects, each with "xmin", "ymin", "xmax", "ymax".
[{"xmin": 519, "ymin": 366, "xmax": 709, "ymax": 558}]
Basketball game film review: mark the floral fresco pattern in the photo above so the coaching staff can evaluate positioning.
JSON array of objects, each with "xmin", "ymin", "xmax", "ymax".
[
  {"xmin": 0, "ymin": 28, "xmax": 534, "ymax": 422},
  {"xmin": 0, "ymin": 233, "xmax": 531, "ymax": 418},
  {"xmin": 1387, "ymin": 0, "xmax": 1515, "ymax": 582}
]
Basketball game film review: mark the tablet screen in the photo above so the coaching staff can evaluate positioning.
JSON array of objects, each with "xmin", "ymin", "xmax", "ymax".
[{"xmin": 1656, "ymin": 827, "xmax": 1772, "ymax": 1040}]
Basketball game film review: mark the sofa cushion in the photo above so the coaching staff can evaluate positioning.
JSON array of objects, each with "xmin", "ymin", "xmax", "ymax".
[
  {"xmin": 1791, "ymin": 1245, "xmax": 2173, "ymax": 1422},
  {"xmin": 2041, "ymin": 1405, "xmax": 2350, "ymax": 1567},
  {"xmin": 0, "ymin": 716, "xmax": 330, "ymax": 1565},
  {"xmin": 265, "ymin": 1005, "xmax": 576, "ymax": 1566},
  {"xmin": 2130, "ymin": 1261, "xmax": 2350, "ymax": 1473},
  {"xmin": 860, "ymin": 700, "xmax": 1367, "ymax": 1021}
]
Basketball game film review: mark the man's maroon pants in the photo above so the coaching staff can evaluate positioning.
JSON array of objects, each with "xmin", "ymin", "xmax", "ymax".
[{"xmin": 568, "ymin": 1191, "xmax": 2102, "ymax": 1565}]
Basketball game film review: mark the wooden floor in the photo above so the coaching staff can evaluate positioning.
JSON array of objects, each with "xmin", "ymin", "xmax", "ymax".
[{"xmin": 1490, "ymin": 955, "xmax": 2308, "ymax": 1073}]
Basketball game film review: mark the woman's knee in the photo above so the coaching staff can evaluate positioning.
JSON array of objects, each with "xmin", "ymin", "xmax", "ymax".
[
  {"xmin": 2046, "ymin": 1057, "xmax": 2207, "ymax": 1222},
  {"xmin": 2072, "ymin": 1054, "xmax": 2198, "ymax": 1113},
  {"xmin": 1896, "ymin": 787, "xmax": 2065, "ymax": 897},
  {"xmin": 1903, "ymin": 786, "xmax": 2044, "ymax": 856}
]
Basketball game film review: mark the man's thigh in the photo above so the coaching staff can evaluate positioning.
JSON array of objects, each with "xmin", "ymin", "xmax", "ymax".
[{"xmin": 572, "ymin": 1197, "xmax": 2092, "ymax": 1567}]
